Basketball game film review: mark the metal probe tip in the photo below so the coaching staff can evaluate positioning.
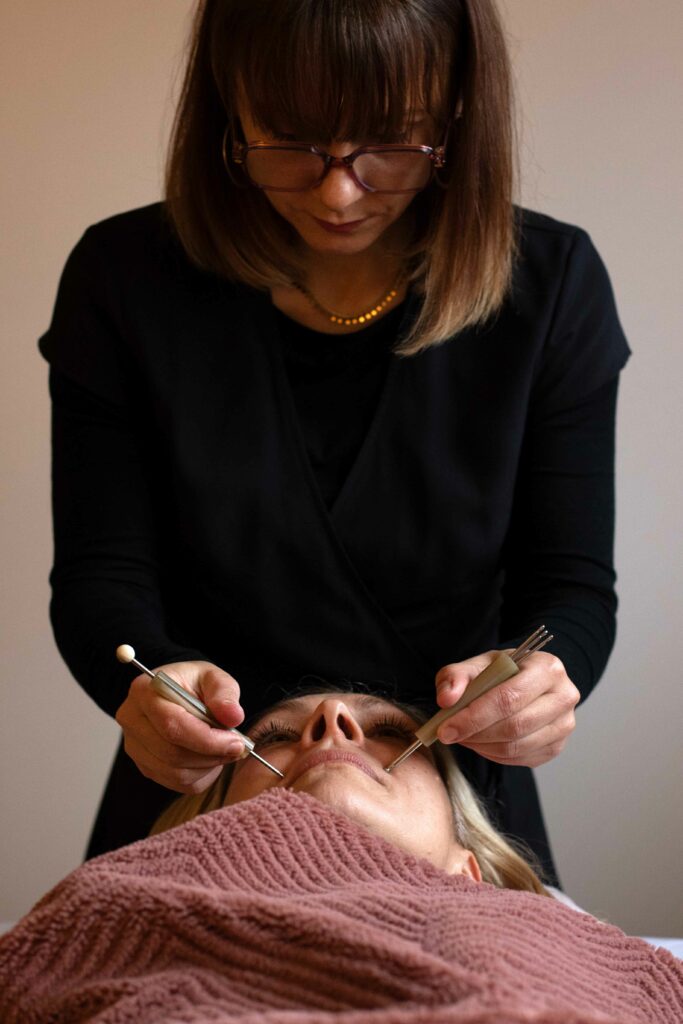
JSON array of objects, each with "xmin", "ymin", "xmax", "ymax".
[
  {"xmin": 384, "ymin": 737, "xmax": 424, "ymax": 774},
  {"xmin": 249, "ymin": 749, "xmax": 285, "ymax": 777}
]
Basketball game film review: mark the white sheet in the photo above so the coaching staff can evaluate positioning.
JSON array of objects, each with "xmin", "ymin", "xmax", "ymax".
[{"xmin": 546, "ymin": 890, "xmax": 683, "ymax": 959}]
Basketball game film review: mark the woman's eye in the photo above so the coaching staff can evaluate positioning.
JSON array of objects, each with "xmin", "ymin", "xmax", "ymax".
[
  {"xmin": 250, "ymin": 724, "xmax": 300, "ymax": 748},
  {"xmin": 366, "ymin": 721, "xmax": 415, "ymax": 742}
]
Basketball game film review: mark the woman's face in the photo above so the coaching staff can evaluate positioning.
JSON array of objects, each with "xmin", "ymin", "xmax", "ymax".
[
  {"xmin": 226, "ymin": 693, "xmax": 481, "ymax": 879},
  {"xmin": 236, "ymin": 103, "xmax": 437, "ymax": 258}
]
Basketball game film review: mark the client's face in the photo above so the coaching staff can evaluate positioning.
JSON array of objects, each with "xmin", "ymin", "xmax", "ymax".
[{"xmin": 226, "ymin": 693, "xmax": 481, "ymax": 880}]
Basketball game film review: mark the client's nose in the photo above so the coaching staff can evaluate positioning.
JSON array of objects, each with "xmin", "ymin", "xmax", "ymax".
[{"xmin": 300, "ymin": 699, "xmax": 364, "ymax": 746}]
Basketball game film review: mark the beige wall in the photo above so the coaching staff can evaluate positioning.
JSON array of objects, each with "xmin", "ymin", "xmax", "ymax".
[{"xmin": 1, "ymin": 2, "xmax": 682, "ymax": 935}]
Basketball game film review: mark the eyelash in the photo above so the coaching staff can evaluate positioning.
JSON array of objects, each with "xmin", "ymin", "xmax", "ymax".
[
  {"xmin": 365, "ymin": 714, "xmax": 415, "ymax": 742},
  {"xmin": 250, "ymin": 719, "xmax": 300, "ymax": 748},
  {"xmin": 249, "ymin": 713, "xmax": 415, "ymax": 749}
]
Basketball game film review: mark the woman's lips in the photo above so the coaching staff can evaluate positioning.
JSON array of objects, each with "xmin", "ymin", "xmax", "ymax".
[
  {"xmin": 313, "ymin": 217, "xmax": 367, "ymax": 234},
  {"xmin": 285, "ymin": 748, "xmax": 381, "ymax": 787}
]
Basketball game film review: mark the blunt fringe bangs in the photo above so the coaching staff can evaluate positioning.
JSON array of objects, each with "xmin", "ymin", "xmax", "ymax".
[{"xmin": 166, "ymin": 0, "xmax": 520, "ymax": 355}]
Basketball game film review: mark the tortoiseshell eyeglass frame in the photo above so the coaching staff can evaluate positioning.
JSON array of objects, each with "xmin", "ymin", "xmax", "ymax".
[{"xmin": 223, "ymin": 128, "xmax": 450, "ymax": 194}]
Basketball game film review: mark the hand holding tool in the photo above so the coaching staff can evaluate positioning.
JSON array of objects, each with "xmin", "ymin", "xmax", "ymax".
[
  {"xmin": 384, "ymin": 626, "xmax": 553, "ymax": 773},
  {"xmin": 115, "ymin": 644, "xmax": 284, "ymax": 778}
]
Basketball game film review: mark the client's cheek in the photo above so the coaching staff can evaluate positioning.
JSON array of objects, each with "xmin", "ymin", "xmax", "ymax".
[
  {"xmin": 386, "ymin": 759, "xmax": 448, "ymax": 811},
  {"xmin": 225, "ymin": 762, "xmax": 277, "ymax": 805}
]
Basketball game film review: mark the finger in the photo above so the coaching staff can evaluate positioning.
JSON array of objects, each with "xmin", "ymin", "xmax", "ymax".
[
  {"xmin": 458, "ymin": 712, "xmax": 576, "ymax": 766},
  {"xmin": 435, "ymin": 655, "xmax": 496, "ymax": 709},
  {"xmin": 144, "ymin": 697, "xmax": 247, "ymax": 759},
  {"xmin": 199, "ymin": 666, "xmax": 244, "ymax": 728},
  {"xmin": 436, "ymin": 672, "xmax": 544, "ymax": 744},
  {"xmin": 445, "ymin": 691, "xmax": 571, "ymax": 747},
  {"xmin": 125, "ymin": 737, "xmax": 227, "ymax": 794},
  {"xmin": 134, "ymin": 706, "xmax": 247, "ymax": 768}
]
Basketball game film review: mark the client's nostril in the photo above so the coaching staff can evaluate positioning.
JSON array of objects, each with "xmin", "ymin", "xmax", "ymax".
[
  {"xmin": 311, "ymin": 715, "xmax": 326, "ymax": 741},
  {"xmin": 337, "ymin": 714, "xmax": 354, "ymax": 739}
]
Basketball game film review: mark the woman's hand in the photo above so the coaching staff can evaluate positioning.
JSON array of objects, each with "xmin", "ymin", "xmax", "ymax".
[
  {"xmin": 434, "ymin": 650, "xmax": 580, "ymax": 768},
  {"xmin": 115, "ymin": 661, "xmax": 247, "ymax": 793}
]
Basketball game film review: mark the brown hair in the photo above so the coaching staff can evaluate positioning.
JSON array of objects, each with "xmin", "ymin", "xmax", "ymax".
[
  {"xmin": 151, "ymin": 689, "xmax": 549, "ymax": 896},
  {"xmin": 165, "ymin": 0, "xmax": 519, "ymax": 355}
]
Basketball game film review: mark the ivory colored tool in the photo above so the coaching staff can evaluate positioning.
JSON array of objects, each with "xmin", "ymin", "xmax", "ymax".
[
  {"xmin": 115, "ymin": 644, "xmax": 284, "ymax": 778},
  {"xmin": 384, "ymin": 625, "xmax": 553, "ymax": 773}
]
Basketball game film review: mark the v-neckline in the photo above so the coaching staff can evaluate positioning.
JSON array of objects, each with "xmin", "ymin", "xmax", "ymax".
[
  {"xmin": 244, "ymin": 286, "xmax": 434, "ymax": 681},
  {"xmin": 261, "ymin": 293, "xmax": 415, "ymax": 524}
]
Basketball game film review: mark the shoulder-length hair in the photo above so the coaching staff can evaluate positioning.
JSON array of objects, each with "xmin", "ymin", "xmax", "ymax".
[{"xmin": 166, "ymin": 0, "xmax": 519, "ymax": 356}]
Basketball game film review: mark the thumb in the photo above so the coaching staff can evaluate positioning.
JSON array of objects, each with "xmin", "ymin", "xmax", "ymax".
[{"xmin": 199, "ymin": 665, "xmax": 244, "ymax": 728}]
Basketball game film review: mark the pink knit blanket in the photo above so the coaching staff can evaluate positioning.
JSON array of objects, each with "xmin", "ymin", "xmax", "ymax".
[{"xmin": 1, "ymin": 790, "xmax": 680, "ymax": 1023}]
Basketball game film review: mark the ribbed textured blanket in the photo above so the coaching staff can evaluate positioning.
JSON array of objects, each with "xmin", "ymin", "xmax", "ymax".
[{"xmin": 1, "ymin": 789, "xmax": 680, "ymax": 1023}]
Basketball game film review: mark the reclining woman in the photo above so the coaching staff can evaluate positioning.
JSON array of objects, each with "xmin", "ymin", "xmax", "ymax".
[{"xmin": 1, "ymin": 688, "xmax": 681, "ymax": 1023}]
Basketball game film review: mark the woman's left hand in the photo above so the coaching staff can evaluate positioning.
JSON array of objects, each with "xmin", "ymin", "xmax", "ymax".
[{"xmin": 434, "ymin": 650, "xmax": 580, "ymax": 768}]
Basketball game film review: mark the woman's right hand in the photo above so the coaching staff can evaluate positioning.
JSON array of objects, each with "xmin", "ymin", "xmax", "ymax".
[{"xmin": 115, "ymin": 660, "xmax": 247, "ymax": 794}]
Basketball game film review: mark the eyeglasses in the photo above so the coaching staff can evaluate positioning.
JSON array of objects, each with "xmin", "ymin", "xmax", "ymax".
[{"xmin": 226, "ymin": 136, "xmax": 447, "ymax": 194}]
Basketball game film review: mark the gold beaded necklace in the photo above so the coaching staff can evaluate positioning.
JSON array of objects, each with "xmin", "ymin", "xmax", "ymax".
[{"xmin": 293, "ymin": 270, "xmax": 406, "ymax": 327}]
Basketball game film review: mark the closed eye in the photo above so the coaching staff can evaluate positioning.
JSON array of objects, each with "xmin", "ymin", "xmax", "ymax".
[
  {"xmin": 250, "ymin": 719, "xmax": 300, "ymax": 748},
  {"xmin": 364, "ymin": 715, "xmax": 415, "ymax": 742}
]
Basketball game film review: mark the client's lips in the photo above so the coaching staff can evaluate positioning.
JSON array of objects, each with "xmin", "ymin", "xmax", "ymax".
[{"xmin": 285, "ymin": 748, "xmax": 381, "ymax": 787}]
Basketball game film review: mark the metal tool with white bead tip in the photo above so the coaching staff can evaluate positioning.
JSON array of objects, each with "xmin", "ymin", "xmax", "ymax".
[
  {"xmin": 384, "ymin": 626, "xmax": 553, "ymax": 773},
  {"xmin": 115, "ymin": 644, "xmax": 284, "ymax": 778}
]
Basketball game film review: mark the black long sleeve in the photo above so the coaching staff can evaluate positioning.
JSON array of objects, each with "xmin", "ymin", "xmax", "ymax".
[
  {"xmin": 499, "ymin": 377, "xmax": 620, "ymax": 702},
  {"xmin": 49, "ymin": 368, "xmax": 208, "ymax": 717}
]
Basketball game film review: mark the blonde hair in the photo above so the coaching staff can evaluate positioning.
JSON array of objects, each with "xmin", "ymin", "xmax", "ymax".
[
  {"xmin": 151, "ymin": 694, "xmax": 549, "ymax": 897},
  {"xmin": 429, "ymin": 743, "xmax": 549, "ymax": 895},
  {"xmin": 165, "ymin": 0, "xmax": 519, "ymax": 356}
]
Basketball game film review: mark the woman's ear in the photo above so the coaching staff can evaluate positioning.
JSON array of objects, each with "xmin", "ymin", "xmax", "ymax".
[{"xmin": 445, "ymin": 846, "xmax": 482, "ymax": 882}]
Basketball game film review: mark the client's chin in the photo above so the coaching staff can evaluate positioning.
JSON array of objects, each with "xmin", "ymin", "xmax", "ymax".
[{"xmin": 289, "ymin": 763, "xmax": 392, "ymax": 834}]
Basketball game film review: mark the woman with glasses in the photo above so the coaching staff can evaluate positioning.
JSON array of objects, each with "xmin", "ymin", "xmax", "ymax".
[{"xmin": 40, "ymin": 0, "xmax": 630, "ymax": 884}]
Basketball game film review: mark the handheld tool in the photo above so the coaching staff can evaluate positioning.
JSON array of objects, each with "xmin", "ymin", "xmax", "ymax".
[
  {"xmin": 384, "ymin": 625, "xmax": 553, "ymax": 773},
  {"xmin": 115, "ymin": 644, "xmax": 284, "ymax": 778}
]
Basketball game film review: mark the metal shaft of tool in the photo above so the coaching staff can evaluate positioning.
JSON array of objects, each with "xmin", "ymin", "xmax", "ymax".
[
  {"xmin": 384, "ymin": 625, "xmax": 553, "ymax": 773},
  {"xmin": 510, "ymin": 624, "xmax": 550, "ymax": 665},
  {"xmin": 126, "ymin": 653, "xmax": 284, "ymax": 778},
  {"xmin": 130, "ymin": 657, "xmax": 154, "ymax": 679}
]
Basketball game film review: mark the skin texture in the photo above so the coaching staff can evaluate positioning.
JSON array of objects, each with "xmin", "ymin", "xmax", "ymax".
[{"xmin": 226, "ymin": 692, "xmax": 481, "ymax": 879}]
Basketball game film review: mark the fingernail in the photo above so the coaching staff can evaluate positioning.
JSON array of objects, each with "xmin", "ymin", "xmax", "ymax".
[
  {"xmin": 223, "ymin": 744, "xmax": 244, "ymax": 761},
  {"xmin": 440, "ymin": 726, "xmax": 460, "ymax": 743}
]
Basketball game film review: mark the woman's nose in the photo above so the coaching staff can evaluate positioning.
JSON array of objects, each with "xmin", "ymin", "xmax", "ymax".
[
  {"xmin": 314, "ymin": 148, "xmax": 366, "ymax": 212},
  {"xmin": 300, "ymin": 699, "xmax": 365, "ymax": 746}
]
